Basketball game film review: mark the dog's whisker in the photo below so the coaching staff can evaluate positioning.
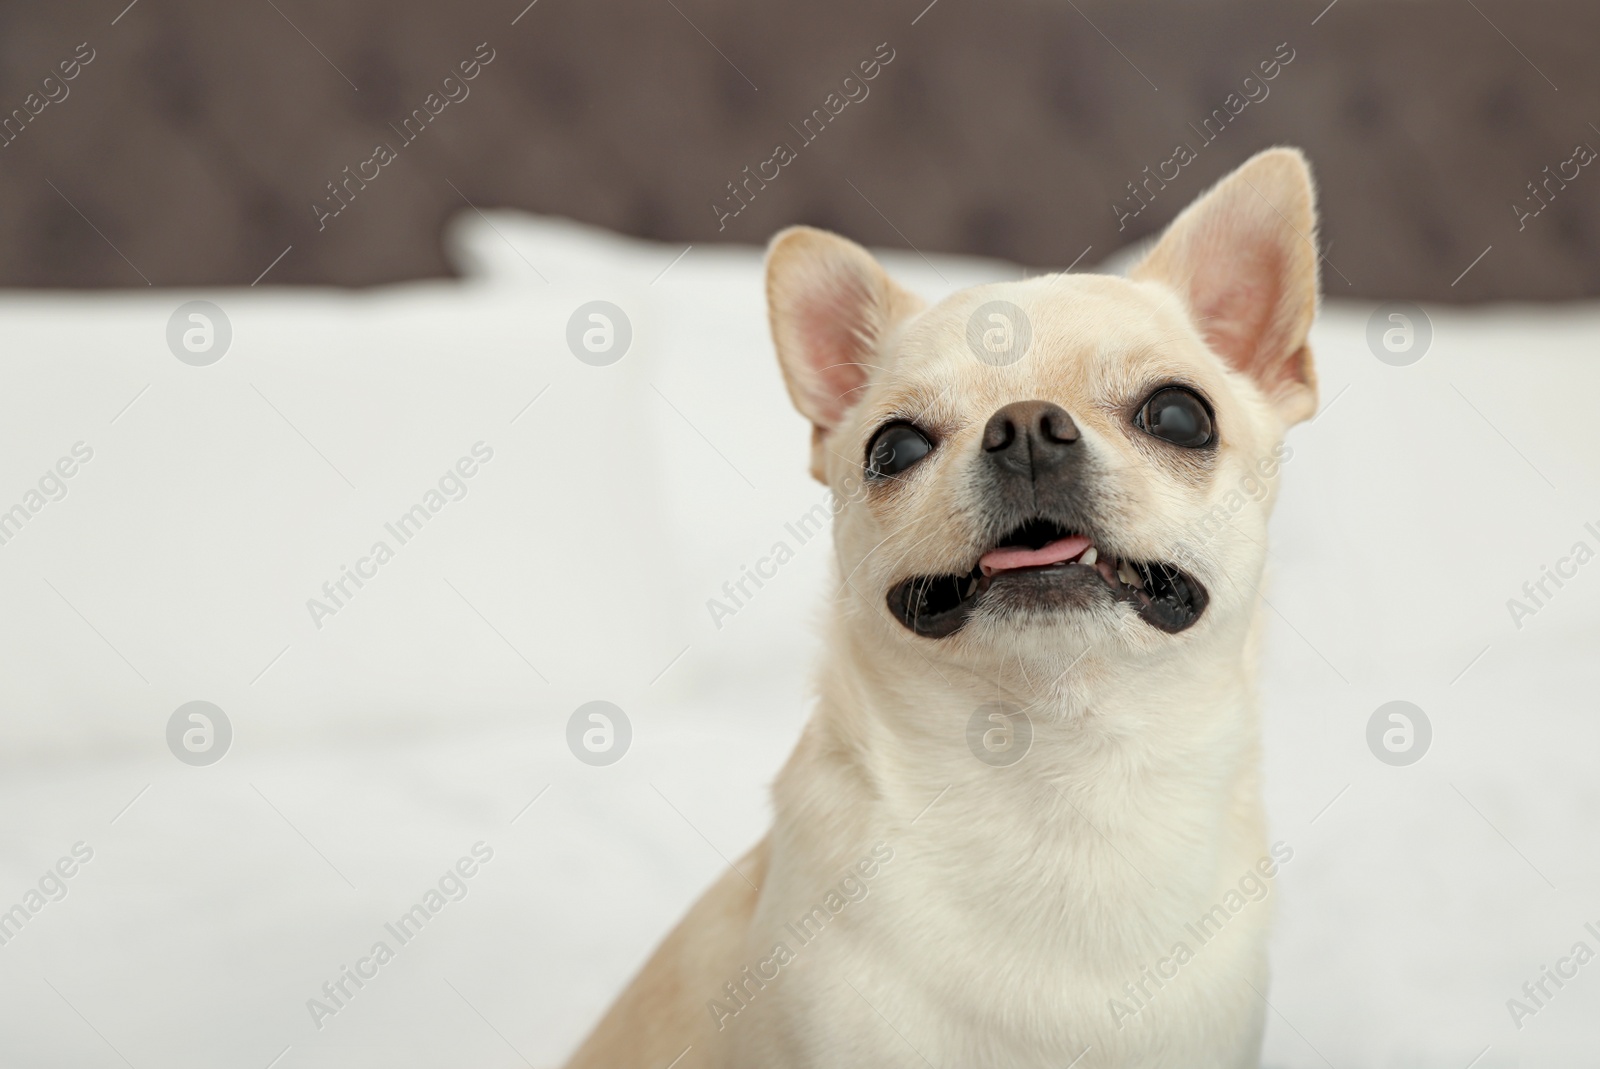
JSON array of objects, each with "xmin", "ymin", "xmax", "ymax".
[
  {"xmin": 874, "ymin": 528, "xmax": 943, "ymax": 589},
  {"xmin": 838, "ymin": 509, "xmax": 933, "ymax": 590}
]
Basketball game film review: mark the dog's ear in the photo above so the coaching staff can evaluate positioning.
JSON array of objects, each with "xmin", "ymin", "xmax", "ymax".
[
  {"xmin": 766, "ymin": 227, "xmax": 924, "ymax": 479},
  {"xmin": 1131, "ymin": 147, "xmax": 1320, "ymax": 425}
]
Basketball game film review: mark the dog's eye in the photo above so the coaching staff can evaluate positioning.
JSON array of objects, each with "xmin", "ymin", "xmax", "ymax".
[
  {"xmin": 1136, "ymin": 387, "xmax": 1214, "ymax": 448},
  {"xmin": 866, "ymin": 422, "xmax": 934, "ymax": 479}
]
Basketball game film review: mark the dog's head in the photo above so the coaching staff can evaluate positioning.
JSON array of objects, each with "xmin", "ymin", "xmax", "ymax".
[{"xmin": 766, "ymin": 149, "xmax": 1318, "ymax": 671}]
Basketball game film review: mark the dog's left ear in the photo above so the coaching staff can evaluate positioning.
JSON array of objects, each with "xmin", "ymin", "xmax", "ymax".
[
  {"xmin": 1131, "ymin": 147, "xmax": 1320, "ymax": 425},
  {"xmin": 767, "ymin": 226, "xmax": 925, "ymax": 481}
]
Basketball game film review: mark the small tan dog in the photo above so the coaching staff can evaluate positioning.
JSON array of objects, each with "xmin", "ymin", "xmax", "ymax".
[{"xmin": 566, "ymin": 148, "xmax": 1318, "ymax": 1068}]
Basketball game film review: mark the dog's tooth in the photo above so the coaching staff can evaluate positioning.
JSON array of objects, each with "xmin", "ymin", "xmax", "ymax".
[
  {"xmin": 1080, "ymin": 547, "xmax": 1098, "ymax": 566},
  {"xmin": 1118, "ymin": 561, "xmax": 1141, "ymax": 587}
]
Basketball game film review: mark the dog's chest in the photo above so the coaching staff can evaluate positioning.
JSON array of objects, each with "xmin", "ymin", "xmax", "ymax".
[
  {"xmin": 905, "ymin": 844, "xmax": 1261, "ymax": 1050},
  {"xmin": 740, "ymin": 789, "xmax": 1271, "ymax": 1067}
]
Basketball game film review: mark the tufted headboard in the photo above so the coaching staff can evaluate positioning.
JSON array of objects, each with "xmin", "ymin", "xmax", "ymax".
[{"xmin": 0, "ymin": 0, "xmax": 1595, "ymax": 300}]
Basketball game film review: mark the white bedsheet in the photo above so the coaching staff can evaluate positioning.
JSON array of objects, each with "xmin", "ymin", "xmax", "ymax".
[{"xmin": 0, "ymin": 214, "xmax": 1594, "ymax": 1068}]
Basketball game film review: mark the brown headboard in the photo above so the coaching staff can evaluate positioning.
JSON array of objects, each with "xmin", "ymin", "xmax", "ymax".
[{"xmin": 1, "ymin": 0, "xmax": 1595, "ymax": 300}]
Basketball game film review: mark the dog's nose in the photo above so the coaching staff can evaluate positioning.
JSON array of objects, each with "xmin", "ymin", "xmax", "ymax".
[{"xmin": 982, "ymin": 400, "xmax": 1079, "ymax": 479}]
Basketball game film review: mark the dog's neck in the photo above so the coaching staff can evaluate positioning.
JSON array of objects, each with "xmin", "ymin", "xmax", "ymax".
[
  {"xmin": 765, "ymin": 606, "xmax": 1268, "ymax": 946},
  {"xmin": 802, "ymin": 605, "xmax": 1263, "ymax": 818}
]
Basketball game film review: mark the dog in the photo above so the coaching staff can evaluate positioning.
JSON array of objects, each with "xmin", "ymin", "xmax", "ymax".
[{"xmin": 564, "ymin": 147, "xmax": 1319, "ymax": 1068}]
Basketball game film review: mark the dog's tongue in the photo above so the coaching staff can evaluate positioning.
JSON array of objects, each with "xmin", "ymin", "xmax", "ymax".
[{"xmin": 979, "ymin": 535, "xmax": 1092, "ymax": 577}]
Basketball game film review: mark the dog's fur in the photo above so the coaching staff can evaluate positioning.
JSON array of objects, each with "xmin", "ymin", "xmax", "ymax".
[{"xmin": 564, "ymin": 148, "xmax": 1319, "ymax": 1069}]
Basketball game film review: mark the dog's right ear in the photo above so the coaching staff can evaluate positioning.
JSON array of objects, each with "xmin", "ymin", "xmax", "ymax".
[
  {"xmin": 766, "ymin": 227, "xmax": 923, "ymax": 481},
  {"xmin": 1129, "ymin": 148, "xmax": 1320, "ymax": 426}
]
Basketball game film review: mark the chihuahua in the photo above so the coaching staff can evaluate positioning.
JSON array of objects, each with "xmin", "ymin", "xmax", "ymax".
[{"xmin": 565, "ymin": 147, "xmax": 1319, "ymax": 1068}]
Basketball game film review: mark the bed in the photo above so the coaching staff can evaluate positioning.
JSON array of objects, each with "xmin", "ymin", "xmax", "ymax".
[{"xmin": 0, "ymin": 213, "xmax": 1594, "ymax": 1067}]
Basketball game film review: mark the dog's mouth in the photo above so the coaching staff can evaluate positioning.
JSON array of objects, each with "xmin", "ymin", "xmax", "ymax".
[{"xmin": 885, "ymin": 518, "xmax": 1208, "ymax": 639}]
